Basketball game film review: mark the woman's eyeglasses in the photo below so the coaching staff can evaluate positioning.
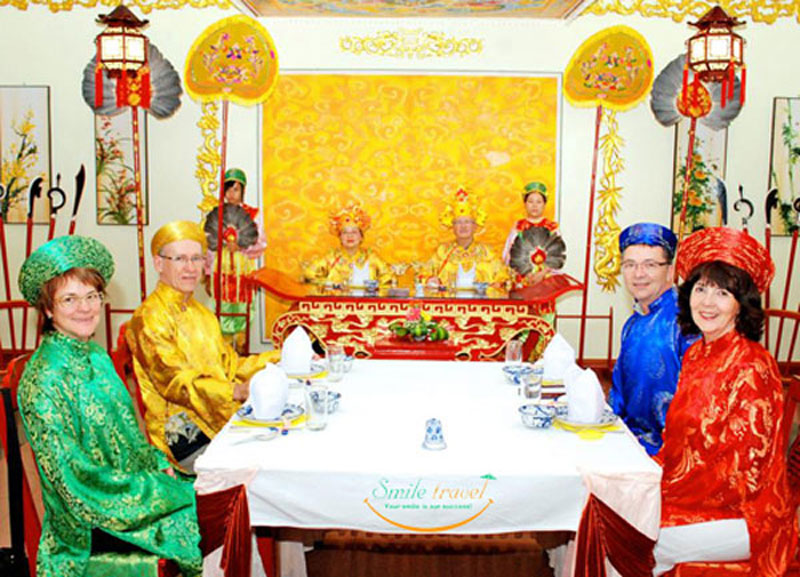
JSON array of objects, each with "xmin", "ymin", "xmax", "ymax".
[{"xmin": 55, "ymin": 292, "xmax": 105, "ymax": 310}]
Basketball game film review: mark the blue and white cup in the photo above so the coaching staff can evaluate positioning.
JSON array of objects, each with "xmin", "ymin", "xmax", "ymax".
[{"xmin": 422, "ymin": 417, "xmax": 447, "ymax": 450}]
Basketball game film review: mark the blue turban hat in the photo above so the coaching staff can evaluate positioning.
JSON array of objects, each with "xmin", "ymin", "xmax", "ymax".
[{"xmin": 619, "ymin": 223, "xmax": 678, "ymax": 260}]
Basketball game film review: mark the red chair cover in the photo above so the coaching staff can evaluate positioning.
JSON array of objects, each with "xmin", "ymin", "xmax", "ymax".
[
  {"xmin": 1, "ymin": 355, "xmax": 40, "ymax": 577},
  {"xmin": 196, "ymin": 484, "xmax": 252, "ymax": 577},
  {"xmin": 574, "ymin": 493, "xmax": 656, "ymax": 577}
]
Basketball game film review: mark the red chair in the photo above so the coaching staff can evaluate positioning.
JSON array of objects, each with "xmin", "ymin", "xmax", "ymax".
[{"xmin": 0, "ymin": 300, "xmax": 37, "ymax": 373}]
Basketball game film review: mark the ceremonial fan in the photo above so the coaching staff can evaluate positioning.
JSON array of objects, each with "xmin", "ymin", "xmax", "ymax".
[
  {"xmin": 508, "ymin": 227, "xmax": 567, "ymax": 277},
  {"xmin": 203, "ymin": 204, "xmax": 259, "ymax": 251}
]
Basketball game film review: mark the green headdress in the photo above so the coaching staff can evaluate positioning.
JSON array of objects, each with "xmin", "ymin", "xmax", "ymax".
[
  {"xmin": 18, "ymin": 236, "xmax": 115, "ymax": 305},
  {"xmin": 523, "ymin": 181, "xmax": 548, "ymax": 202},
  {"xmin": 224, "ymin": 168, "xmax": 247, "ymax": 188}
]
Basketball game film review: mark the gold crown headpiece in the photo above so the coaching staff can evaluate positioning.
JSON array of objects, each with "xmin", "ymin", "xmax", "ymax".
[
  {"xmin": 440, "ymin": 188, "xmax": 487, "ymax": 228},
  {"xmin": 329, "ymin": 202, "xmax": 371, "ymax": 236}
]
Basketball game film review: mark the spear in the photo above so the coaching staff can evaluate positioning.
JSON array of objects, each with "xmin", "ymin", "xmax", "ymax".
[
  {"xmin": 0, "ymin": 184, "xmax": 16, "ymax": 352},
  {"xmin": 732, "ymin": 184, "xmax": 753, "ymax": 233},
  {"xmin": 22, "ymin": 177, "xmax": 44, "ymax": 348},
  {"xmin": 764, "ymin": 188, "xmax": 779, "ymax": 351},
  {"xmin": 46, "ymin": 175, "xmax": 67, "ymax": 241},
  {"xmin": 68, "ymin": 165, "xmax": 86, "ymax": 236}
]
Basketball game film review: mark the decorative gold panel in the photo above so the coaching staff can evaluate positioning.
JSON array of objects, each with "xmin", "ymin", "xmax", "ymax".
[
  {"xmin": 584, "ymin": 0, "xmax": 800, "ymax": 24},
  {"xmin": 340, "ymin": 30, "xmax": 482, "ymax": 59}
]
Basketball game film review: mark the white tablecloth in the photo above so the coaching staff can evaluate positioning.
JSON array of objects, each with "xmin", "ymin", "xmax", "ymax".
[{"xmin": 195, "ymin": 360, "xmax": 661, "ymax": 537}]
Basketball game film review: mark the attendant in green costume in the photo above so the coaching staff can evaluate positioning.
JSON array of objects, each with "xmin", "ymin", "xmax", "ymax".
[{"xmin": 16, "ymin": 235, "xmax": 203, "ymax": 577}]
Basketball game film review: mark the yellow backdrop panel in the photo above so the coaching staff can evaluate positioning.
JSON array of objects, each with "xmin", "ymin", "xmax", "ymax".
[{"xmin": 261, "ymin": 73, "xmax": 559, "ymax": 337}]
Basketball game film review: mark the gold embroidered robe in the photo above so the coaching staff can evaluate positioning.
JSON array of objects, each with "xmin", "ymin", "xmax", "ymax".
[{"xmin": 126, "ymin": 282, "xmax": 279, "ymax": 462}]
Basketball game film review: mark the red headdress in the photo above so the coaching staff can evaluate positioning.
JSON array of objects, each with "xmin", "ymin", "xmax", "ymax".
[{"xmin": 676, "ymin": 227, "xmax": 774, "ymax": 293}]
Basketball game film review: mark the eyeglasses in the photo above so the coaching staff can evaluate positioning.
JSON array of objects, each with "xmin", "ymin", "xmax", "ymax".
[
  {"xmin": 54, "ymin": 291, "xmax": 105, "ymax": 310},
  {"xmin": 158, "ymin": 254, "xmax": 205, "ymax": 266},
  {"xmin": 621, "ymin": 260, "xmax": 670, "ymax": 273}
]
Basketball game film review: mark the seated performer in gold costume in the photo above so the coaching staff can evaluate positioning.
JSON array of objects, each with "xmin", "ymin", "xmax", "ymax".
[
  {"xmin": 126, "ymin": 221, "xmax": 280, "ymax": 471},
  {"xmin": 303, "ymin": 202, "xmax": 393, "ymax": 289},
  {"xmin": 426, "ymin": 188, "xmax": 508, "ymax": 289}
]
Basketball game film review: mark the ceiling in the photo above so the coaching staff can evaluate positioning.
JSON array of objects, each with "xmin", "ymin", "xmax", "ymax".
[{"xmin": 235, "ymin": 0, "xmax": 590, "ymax": 19}]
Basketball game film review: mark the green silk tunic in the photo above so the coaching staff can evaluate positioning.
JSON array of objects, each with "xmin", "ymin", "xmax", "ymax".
[{"xmin": 18, "ymin": 331, "xmax": 203, "ymax": 577}]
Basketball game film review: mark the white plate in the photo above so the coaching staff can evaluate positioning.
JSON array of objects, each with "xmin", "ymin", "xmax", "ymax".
[
  {"xmin": 283, "ymin": 361, "xmax": 327, "ymax": 380},
  {"xmin": 555, "ymin": 409, "xmax": 618, "ymax": 428},
  {"xmin": 236, "ymin": 402, "xmax": 304, "ymax": 423}
]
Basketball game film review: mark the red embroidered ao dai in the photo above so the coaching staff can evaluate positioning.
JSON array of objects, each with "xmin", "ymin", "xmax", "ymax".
[{"xmin": 658, "ymin": 330, "xmax": 797, "ymax": 576}]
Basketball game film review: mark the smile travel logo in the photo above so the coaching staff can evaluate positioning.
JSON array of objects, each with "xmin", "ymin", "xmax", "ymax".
[{"xmin": 364, "ymin": 474, "xmax": 496, "ymax": 532}]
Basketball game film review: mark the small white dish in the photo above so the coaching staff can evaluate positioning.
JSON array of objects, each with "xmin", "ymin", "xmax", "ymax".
[
  {"xmin": 555, "ymin": 409, "xmax": 618, "ymax": 428},
  {"xmin": 236, "ymin": 402, "xmax": 304, "ymax": 423}
]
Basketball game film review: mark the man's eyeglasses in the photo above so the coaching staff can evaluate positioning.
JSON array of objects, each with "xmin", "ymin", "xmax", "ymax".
[
  {"xmin": 55, "ymin": 292, "xmax": 105, "ymax": 310},
  {"xmin": 159, "ymin": 254, "xmax": 205, "ymax": 266},
  {"xmin": 621, "ymin": 260, "xmax": 670, "ymax": 273}
]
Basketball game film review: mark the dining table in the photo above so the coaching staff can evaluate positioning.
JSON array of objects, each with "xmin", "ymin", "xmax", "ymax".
[{"xmin": 194, "ymin": 359, "xmax": 662, "ymax": 576}]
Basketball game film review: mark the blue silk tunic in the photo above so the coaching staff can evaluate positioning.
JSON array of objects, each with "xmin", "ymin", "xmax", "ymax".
[{"xmin": 609, "ymin": 288, "xmax": 696, "ymax": 455}]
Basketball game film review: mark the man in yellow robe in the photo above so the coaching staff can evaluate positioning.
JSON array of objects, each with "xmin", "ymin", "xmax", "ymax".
[
  {"xmin": 303, "ymin": 202, "xmax": 394, "ymax": 289},
  {"xmin": 126, "ymin": 221, "xmax": 279, "ymax": 471},
  {"xmin": 426, "ymin": 188, "xmax": 508, "ymax": 289}
]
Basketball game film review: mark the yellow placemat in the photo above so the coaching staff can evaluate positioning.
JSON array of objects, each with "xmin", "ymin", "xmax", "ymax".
[
  {"xmin": 232, "ymin": 413, "xmax": 307, "ymax": 429},
  {"xmin": 553, "ymin": 419, "xmax": 621, "ymax": 440}
]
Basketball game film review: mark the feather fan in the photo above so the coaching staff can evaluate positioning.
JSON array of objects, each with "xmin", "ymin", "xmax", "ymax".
[
  {"xmin": 509, "ymin": 227, "xmax": 566, "ymax": 277},
  {"xmin": 81, "ymin": 44, "xmax": 182, "ymax": 119},
  {"xmin": 651, "ymin": 54, "xmax": 741, "ymax": 131},
  {"xmin": 204, "ymin": 204, "xmax": 259, "ymax": 251}
]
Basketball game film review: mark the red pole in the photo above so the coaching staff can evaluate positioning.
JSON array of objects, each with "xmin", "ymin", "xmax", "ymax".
[
  {"xmin": 216, "ymin": 100, "xmax": 230, "ymax": 319},
  {"xmin": 673, "ymin": 116, "xmax": 698, "ymax": 282},
  {"xmin": 0, "ymin": 203, "xmax": 16, "ymax": 352},
  {"xmin": 578, "ymin": 105, "xmax": 603, "ymax": 364},
  {"xmin": 21, "ymin": 178, "xmax": 43, "ymax": 349},
  {"xmin": 132, "ymin": 106, "xmax": 147, "ymax": 302},
  {"xmin": 775, "ymin": 228, "xmax": 798, "ymax": 356}
]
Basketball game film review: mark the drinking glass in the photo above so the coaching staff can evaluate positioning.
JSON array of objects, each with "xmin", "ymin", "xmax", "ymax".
[
  {"xmin": 505, "ymin": 340, "xmax": 523, "ymax": 366},
  {"xmin": 305, "ymin": 382, "xmax": 329, "ymax": 431},
  {"xmin": 327, "ymin": 344, "xmax": 345, "ymax": 383}
]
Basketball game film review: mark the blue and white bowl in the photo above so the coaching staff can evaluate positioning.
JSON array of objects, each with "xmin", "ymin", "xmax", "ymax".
[
  {"xmin": 519, "ymin": 403, "xmax": 555, "ymax": 429},
  {"xmin": 502, "ymin": 363, "xmax": 535, "ymax": 386}
]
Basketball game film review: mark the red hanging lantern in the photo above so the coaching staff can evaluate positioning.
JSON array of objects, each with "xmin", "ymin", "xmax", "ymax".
[
  {"xmin": 94, "ymin": 5, "xmax": 151, "ymax": 109},
  {"xmin": 681, "ymin": 6, "xmax": 746, "ymax": 109}
]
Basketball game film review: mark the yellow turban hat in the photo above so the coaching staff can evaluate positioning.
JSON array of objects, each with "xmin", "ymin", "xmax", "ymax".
[
  {"xmin": 151, "ymin": 221, "xmax": 208, "ymax": 256},
  {"xmin": 440, "ymin": 188, "xmax": 487, "ymax": 228}
]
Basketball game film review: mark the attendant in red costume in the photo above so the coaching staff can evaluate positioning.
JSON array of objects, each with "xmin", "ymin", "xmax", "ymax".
[
  {"xmin": 653, "ymin": 227, "xmax": 797, "ymax": 576},
  {"xmin": 502, "ymin": 181, "xmax": 560, "ymax": 285}
]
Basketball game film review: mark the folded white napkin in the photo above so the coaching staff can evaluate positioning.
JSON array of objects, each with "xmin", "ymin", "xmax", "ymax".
[
  {"xmin": 564, "ymin": 367, "xmax": 606, "ymax": 423},
  {"xmin": 249, "ymin": 364, "xmax": 289, "ymax": 419},
  {"xmin": 280, "ymin": 326, "xmax": 313, "ymax": 375},
  {"xmin": 542, "ymin": 333, "xmax": 577, "ymax": 381}
]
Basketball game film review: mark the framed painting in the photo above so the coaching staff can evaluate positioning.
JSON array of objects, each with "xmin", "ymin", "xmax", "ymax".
[
  {"xmin": 767, "ymin": 97, "xmax": 800, "ymax": 235},
  {"xmin": 0, "ymin": 86, "xmax": 52, "ymax": 224},
  {"xmin": 671, "ymin": 120, "xmax": 728, "ymax": 233},
  {"xmin": 95, "ymin": 111, "xmax": 149, "ymax": 225}
]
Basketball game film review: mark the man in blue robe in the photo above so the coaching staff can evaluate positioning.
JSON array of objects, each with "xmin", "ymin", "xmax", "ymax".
[{"xmin": 609, "ymin": 223, "xmax": 696, "ymax": 455}]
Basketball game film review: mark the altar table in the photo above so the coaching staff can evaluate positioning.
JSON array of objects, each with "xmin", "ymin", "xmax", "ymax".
[
  {"xmin": 194, "ymin": 360, "xmax": 661, "ymax": 550},
  {"xmin": 252, "ymin": 269, "xmax": 583, "ymax": 361}
]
